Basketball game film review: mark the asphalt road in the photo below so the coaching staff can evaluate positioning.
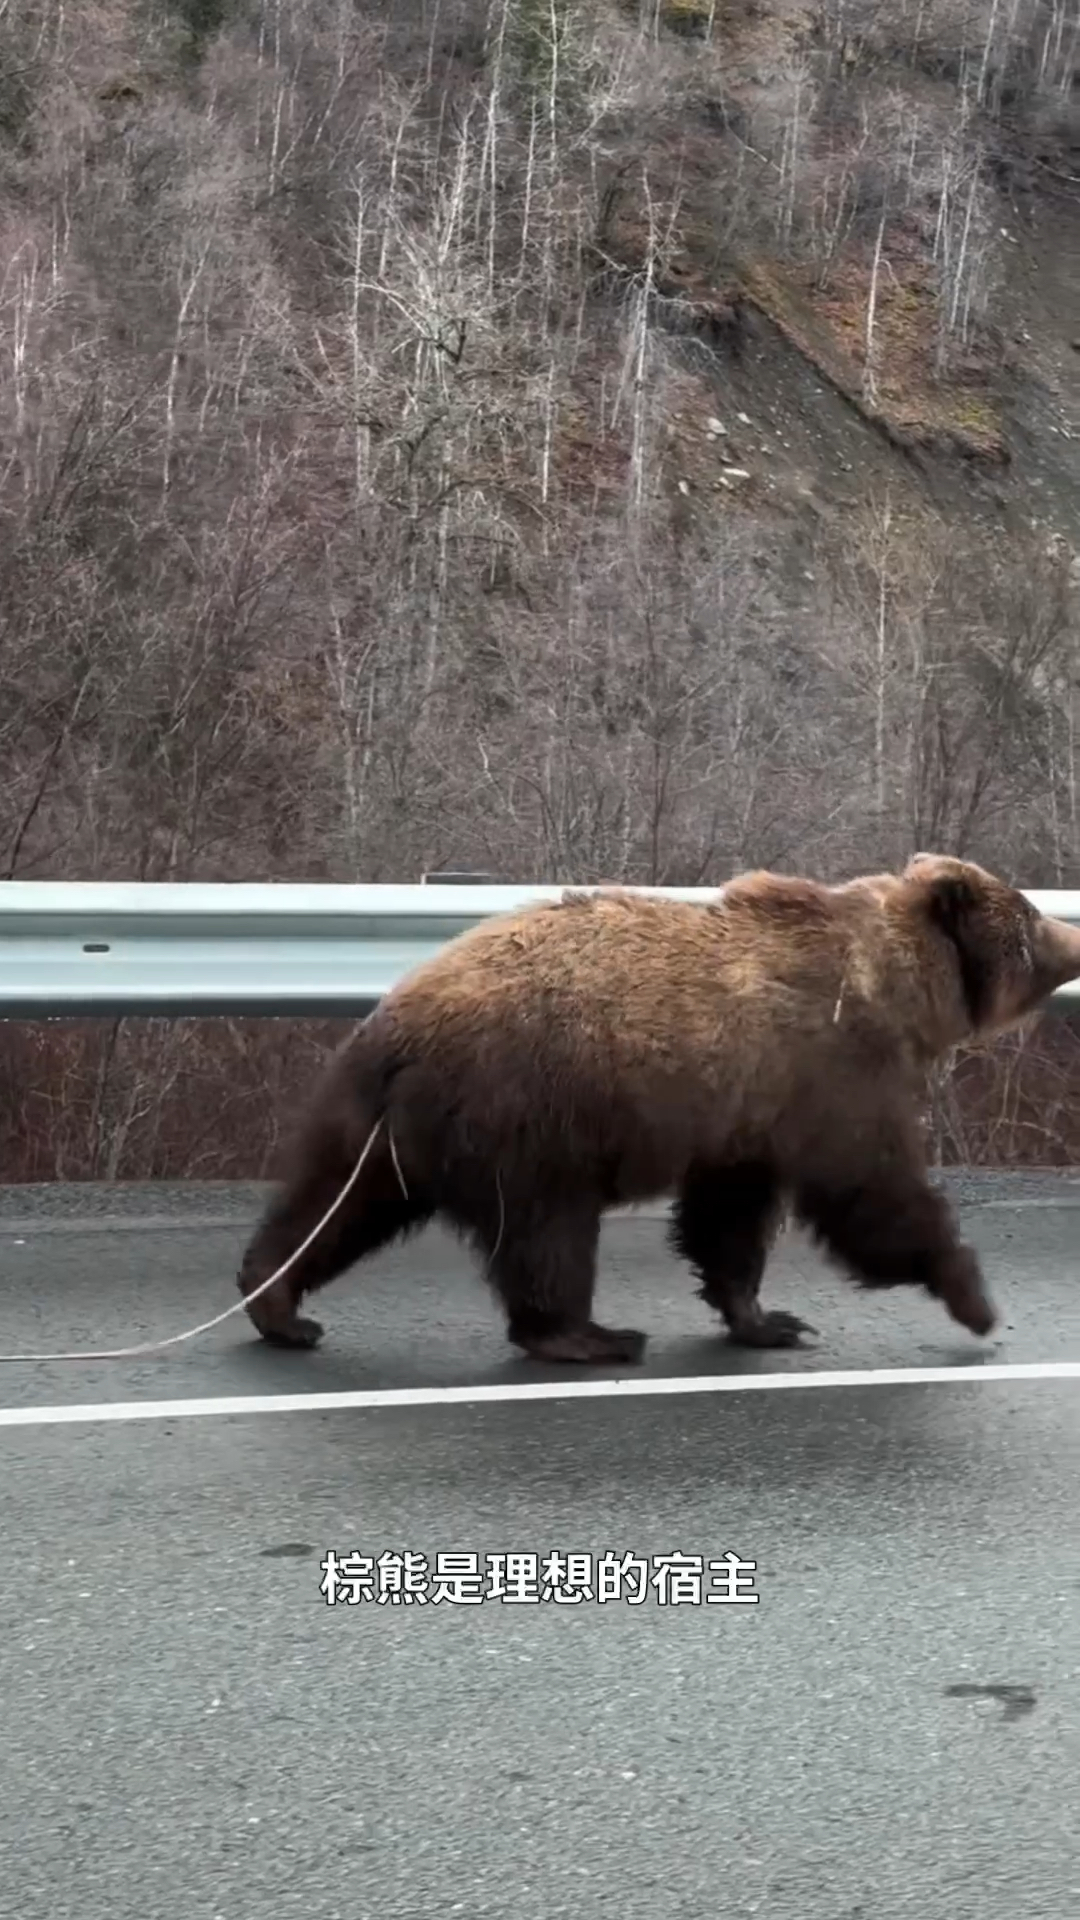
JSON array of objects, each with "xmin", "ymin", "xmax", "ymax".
[{"xmin": 1, "ymin": 1173, "xmax": 1079, "ymax": 1920}]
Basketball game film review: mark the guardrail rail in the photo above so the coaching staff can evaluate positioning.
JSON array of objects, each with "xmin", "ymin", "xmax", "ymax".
[{"xmin": 2, "ymin": 881, "xmax": 1080, "ymax": 1018}]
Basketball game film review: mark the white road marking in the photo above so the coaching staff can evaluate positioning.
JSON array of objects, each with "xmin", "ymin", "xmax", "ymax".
[{"xmin": 1, "ymin": 1360, "xmax": 1079, "ymax": 1428}]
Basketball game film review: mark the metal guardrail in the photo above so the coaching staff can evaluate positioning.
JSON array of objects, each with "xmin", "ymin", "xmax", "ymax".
[
  {"xmin": 1, "ymin": 880, "xmax": 1079, "ymax": 1018},
  {"xmin": 0, "ymin": 880, "xmax": 706, "ymax": 1017}
]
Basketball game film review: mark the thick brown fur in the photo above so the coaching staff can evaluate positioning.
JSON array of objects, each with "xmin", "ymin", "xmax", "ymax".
[{"xmin": 237, "ymin": 854, "xmax": 1080, "ymax": 1364}]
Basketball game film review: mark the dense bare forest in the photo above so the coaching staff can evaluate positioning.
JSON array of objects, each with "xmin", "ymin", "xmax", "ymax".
[{"xmin": 0, "ymin": 0, "xmax": 1078, "ymax": 1180}]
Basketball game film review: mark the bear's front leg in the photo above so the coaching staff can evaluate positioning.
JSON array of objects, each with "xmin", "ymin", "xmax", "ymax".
[
  {"xmin": 670, "ymin": 1160, "xmax": 818, "ymax": 1349},
  {"xmin": 483, "ymin": 1199, "xmax": 649, "ymax": 1365},
  {"xmin": 793, "ymin": 1167, "xmax": 997, "ymax": 1337}
]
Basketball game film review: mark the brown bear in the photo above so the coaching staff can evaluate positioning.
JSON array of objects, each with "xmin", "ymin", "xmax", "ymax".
[{"xmin": 236, "ymin": 854, "xmax": 1080, "ymax": 1364}]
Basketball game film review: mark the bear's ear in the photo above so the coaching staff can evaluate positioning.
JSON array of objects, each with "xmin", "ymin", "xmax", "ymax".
[
  {"xmin": 922, "ymin": 870, "xmax": 980, "ymax": 931},
  {"xmin": 919, "ymin": 869, "xmax": 994, "ymax": 1027}
]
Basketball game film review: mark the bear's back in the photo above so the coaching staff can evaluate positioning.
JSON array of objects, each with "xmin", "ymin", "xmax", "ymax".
[
  {"xmin": 372, "ymin": 878, "xmax": 918, "ymax": 1191},
  {"xmin": 383, "ymin": 879, "xmax": 878, "ymax": 1069}
]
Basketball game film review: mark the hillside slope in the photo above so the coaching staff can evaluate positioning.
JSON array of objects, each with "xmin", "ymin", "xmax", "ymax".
[{"xmin": 0, "ymin": 0, "xmax": 1078, "ymax": 1178}]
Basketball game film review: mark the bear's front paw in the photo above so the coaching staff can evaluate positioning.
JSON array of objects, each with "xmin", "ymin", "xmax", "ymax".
[
  {"xmin": 935, "ymin": 1249, "xmax": 997, "ymax": 1338},
  {"xmin": 725, "ymin": 1309, "xmax": 817, "ymax": 1350},
  {"xmin": 513, "ymin": 1321, "xmax": 648, "ymax": 1365}
]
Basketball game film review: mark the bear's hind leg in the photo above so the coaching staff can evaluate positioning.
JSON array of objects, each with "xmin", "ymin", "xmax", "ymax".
[
  {"xmin": 482, "ymin": 1200, "xmax": 646, "ymax": 1366},
  {"xmin": 672, "ymin": 1161, "xmax": 816, "ymax": 1349},
  {"xmin": 791, "ymin": 1166, "xmax": 996, "ymax": 1337},
  {"xmin": 238, "ymin": 1120, "xmax": 433, "ymax": 1350}
]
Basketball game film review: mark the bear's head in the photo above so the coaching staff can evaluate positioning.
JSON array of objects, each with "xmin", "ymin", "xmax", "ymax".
[{"xmin": 902, "ymin": 852, "xmax": 1080, "ymax": 1038}]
